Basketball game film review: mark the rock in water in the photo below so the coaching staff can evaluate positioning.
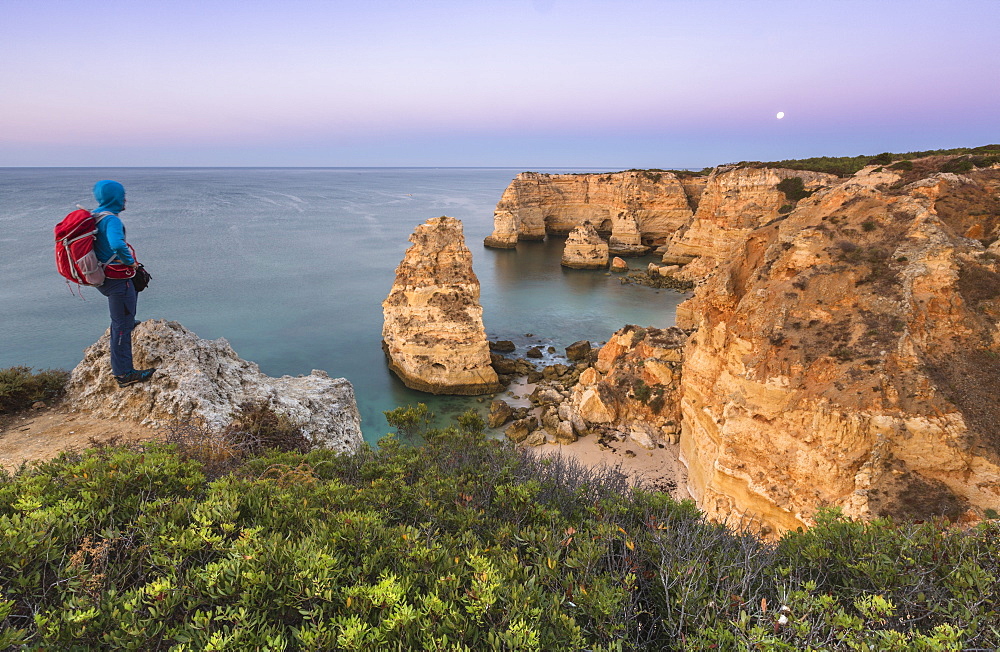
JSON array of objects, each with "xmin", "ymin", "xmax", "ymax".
[
  {"xmin": 610, "ymin": 257, "xmax": 629, "ymax": 272},
  {"xmin": 561, "ymin": 222, "xmax": 609, "ymax": 269},
  {"xmin": 565, "ymin": 340, "xmax": 592, "ymax": 361},
  {"xmin": 382, "ymin": 216, "xmax": 501, "ymax": 395},
  {"xmin": 488, "ymin": 399, "xmax": 514, "ymax": 429},
  {"xmin": 65, "ymin": 320, "xmax": 363, "ymax": 452}
]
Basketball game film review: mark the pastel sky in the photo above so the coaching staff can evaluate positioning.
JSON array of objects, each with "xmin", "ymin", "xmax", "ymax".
[{"xmin": 2, "ymin": 0, "xmax": 998, "ymax": 168}]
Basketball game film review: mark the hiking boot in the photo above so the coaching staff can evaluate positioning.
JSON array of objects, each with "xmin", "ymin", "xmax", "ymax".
[{"xmin": 115, "ymin": 368, "xmax": 156, "ymax": 387}]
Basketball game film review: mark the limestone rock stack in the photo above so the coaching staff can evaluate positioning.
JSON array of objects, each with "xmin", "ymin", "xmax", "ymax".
[
  {"xmin": 561, "ymin": 222, "xmax": 609, "ymax": 269},
  {"xmin": 382, "ymin": 216, "xmax": 501, "ymax": 395},
  {"xmin": 678, "ymin": 164, "xmax": 1000, "ymax": 533},
  {"xmin": 607, "ymin": 214, "xmax": 648, "ymax": 257},
  {"xmin": 484, "ymin": 170, "xmax": 695, "ymax": 248},
  {"xmin": 65, "ymin": 320, "xmax": 364, "ymax": 452},
  {"xmin": 482, "ymin": 199, "xmax": 520, "ymax": 249}
]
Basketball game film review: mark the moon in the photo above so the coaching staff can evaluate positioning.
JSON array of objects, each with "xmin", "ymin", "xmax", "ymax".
[{"xmin": 776, "ymin": 111, "xmax": 785, "ymax": 119}]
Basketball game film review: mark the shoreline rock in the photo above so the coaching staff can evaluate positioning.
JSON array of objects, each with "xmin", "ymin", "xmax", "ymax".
[
  {"xmin": 485, "ymin": 170, "xmax": 696, "ymax": 248},
  {"xmin": 485, "ymin": 154, "xmax": 1000, "ymax": 535}
]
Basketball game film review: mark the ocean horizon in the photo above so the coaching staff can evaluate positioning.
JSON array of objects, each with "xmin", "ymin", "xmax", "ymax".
[{"xmin": 2, "ymin": 167, "xmax": 686, "ymax": 441}]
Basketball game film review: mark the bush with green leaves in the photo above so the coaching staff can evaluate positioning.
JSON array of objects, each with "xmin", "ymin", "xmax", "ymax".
[
  {"xmin": 0, "ymin": 366, "xmax": 69, "ymax": 413},
  {"xmin": 776, "ymin": 176, "xmax": 812, "ymax": 202},
  {"xmin": 744, "ymin": 144, "xmax": 1000, "ymax": 177},
  {"xmin": 1, "ymin": 409, "xmax": 998, "ymax": 649}
]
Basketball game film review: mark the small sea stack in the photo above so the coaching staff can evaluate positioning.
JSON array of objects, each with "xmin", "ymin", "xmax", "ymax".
[
  {"xmin": 561, "ymin": 222, "xmax": 609, "ymax": 269},
  {"xmin": 382, "ymin": 216, "xmax": 501, "ymax": 395}
]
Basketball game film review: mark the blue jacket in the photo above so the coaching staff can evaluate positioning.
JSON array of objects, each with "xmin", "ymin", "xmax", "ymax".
[{"xmin": 92, "ymin": 180, "xmax": 136, "ymax": 266}]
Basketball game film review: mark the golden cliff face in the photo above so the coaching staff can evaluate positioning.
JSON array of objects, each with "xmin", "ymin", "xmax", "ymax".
[
  {"xmin": 679, "ymin": 166, "xmax": 1000, "ymax": 533},
  {"xmin": 668, "ymin": 166, "xmax": 839, "ymax": 280},
  {"xmin": 382, "ymin": 216, "xmax": 501, "ymax": 395},
  {"xmin": 483, "ymin": 157, "xmax": 1000, "ymax": 534},
  {"xmin": 483, "ymin": 171, "xmax": 696, "ymax": 249}
]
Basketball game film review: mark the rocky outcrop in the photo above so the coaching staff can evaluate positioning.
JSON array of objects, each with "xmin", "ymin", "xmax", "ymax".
[
  {"xmin": 561, "ymin": 222, "xmax": 609, "ymax": 269},
  {"xmin": 382, "ymin": 216, "xmax": 501, "ymax": 395},
  {"xmin": 666, "ymin": 166, "xmax": 838, "ymax": 280},
  {"xmin": 484, "ymin": 170, "xmax": 696, "ymax": 249},
  {"xmin": 567, "ymin": 326, "xmax": 686, "ymax": 450},
  {"xmin": 678, "ymin": 165, "xmax": 1000, "ymax": 534},
  {"xmin": 65, "ymin": 320, "xmax": 363, "ymax": 452}
]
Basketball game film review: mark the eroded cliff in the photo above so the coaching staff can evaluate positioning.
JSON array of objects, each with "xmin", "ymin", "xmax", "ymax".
[
  {"xmin": 493, "ymin": 155, "xmax": 1000, "ymax": 534},
  {"xmin": 666, "ymin": 166, "xmax": 839, "ymax": 280},
  {"xmin": 678, "ymin": 164, "xmax": 1000, "ymax": 532},
  {"xmin": 484, "ymin": 170, "xmax": 696, "ymax": 251},
  {"xmin": 382, "ymin": 216, "xmax": 501, "ymax": 395}
]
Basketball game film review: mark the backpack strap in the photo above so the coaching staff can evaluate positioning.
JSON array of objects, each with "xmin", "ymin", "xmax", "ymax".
[{"xmin": 90, "ymin": 210, "xmax": 126, "ymax": 265}]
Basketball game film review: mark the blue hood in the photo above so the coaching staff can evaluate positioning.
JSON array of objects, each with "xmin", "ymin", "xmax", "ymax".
[{"xmin": 93, "ymin": 180, "xmax": 126, "ymax": 214}]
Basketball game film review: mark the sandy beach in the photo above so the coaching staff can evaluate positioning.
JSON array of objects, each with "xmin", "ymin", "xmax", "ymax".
[{"xmin": 500, "ymin": 376, "xmax": 690, "ymax": 502}]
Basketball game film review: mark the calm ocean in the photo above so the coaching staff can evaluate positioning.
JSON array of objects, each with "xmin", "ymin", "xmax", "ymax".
[{"xmin": 1, "ymin": 168, "xmax": 686, "ymax": 441}]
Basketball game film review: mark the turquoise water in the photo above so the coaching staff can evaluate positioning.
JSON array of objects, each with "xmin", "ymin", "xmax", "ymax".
[{"xmin": 0, "ymin": 168, "xmax": 686, "ymax": 441}]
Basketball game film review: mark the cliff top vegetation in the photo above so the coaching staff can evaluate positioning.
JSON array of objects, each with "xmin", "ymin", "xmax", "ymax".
[
  {"xmin": 743, "ymin": 144, "xmax": 1000, "ymax": 177},
  {"xmin": 1, "ymin": 405, "xmax": 997, "ymax": 650},
  {"xmin": 529, "ymin": 146, "xmax": 999, "ymax": 181}
]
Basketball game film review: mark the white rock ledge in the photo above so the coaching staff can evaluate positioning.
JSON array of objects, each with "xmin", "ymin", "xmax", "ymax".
[{"xmin": 66, "ymin": 319, "xmax": 363, "ymax": 453}]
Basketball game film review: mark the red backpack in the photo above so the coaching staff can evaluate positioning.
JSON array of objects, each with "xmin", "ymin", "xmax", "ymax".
[{"xmin": 55, "ymin": 207, "xmax": 136, "ymax": 287}]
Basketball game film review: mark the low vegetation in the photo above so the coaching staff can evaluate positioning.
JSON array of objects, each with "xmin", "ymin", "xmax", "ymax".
[
  {"xmin": 776, "ymin": 176, "xmax": 813, "ymax": 202},
  {"xmin": 0, "ymin": 366, "xmax": 69, "ymax": 414},
  {"xmin": 744, "ymin": 144, "xmax": 1000, "ymax": 177},
  {"xmin": 1, "ymin": 408, "xmax": 997, "ymax": 650}
]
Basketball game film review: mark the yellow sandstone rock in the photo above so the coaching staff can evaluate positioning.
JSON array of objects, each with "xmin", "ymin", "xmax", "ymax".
[
  {"xmin": 484, "ymin": 170, "xmax": 696, "ymax": 249},
  {"xmin": 561, "ymin": 222, "xmax": 609, "ymax": 269},
  {"xmin": 679, "ymin": 166, "xmax": 1000, "ymax": 533},
  {"xmin": 382, "ymin": 217, "xmax": 501, "ymax": 395}
]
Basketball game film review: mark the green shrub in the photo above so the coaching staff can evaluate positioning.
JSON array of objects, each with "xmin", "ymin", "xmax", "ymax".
[
  {"xmin": 1, "ymin": 414, "xmax": 997, "ymax": 649},
  {"xmin": 631, "ymin": 378, "xmax": 652, "ymax": 403},
  {"xmin": 776, "ymin": 177, "xmax": 812, "ymax": 202},
  {"xmin": 384, "ymin": 403, "xmax": 433, "ymax": 442},
  {"xmin": 748, "ymin": 145, "xmax": 1000, "ymax": 176},
  {"xmin": 942, "ymin": 158, "xmax": 975, "ymax": 173},
  {"xmin": 0, "ymin": 366, "xmax": 69, "ymax": 413}
]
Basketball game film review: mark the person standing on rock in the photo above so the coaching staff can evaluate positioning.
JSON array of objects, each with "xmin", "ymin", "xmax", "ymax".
[{"xmin": 91, "ymin": 180, "xmax": 155, "ymax": 387}]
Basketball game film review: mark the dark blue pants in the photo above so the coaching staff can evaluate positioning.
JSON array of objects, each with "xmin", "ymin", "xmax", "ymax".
[{"xmin": 97, "ymin": 278, "xmax": 137, "ymax": 376}]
